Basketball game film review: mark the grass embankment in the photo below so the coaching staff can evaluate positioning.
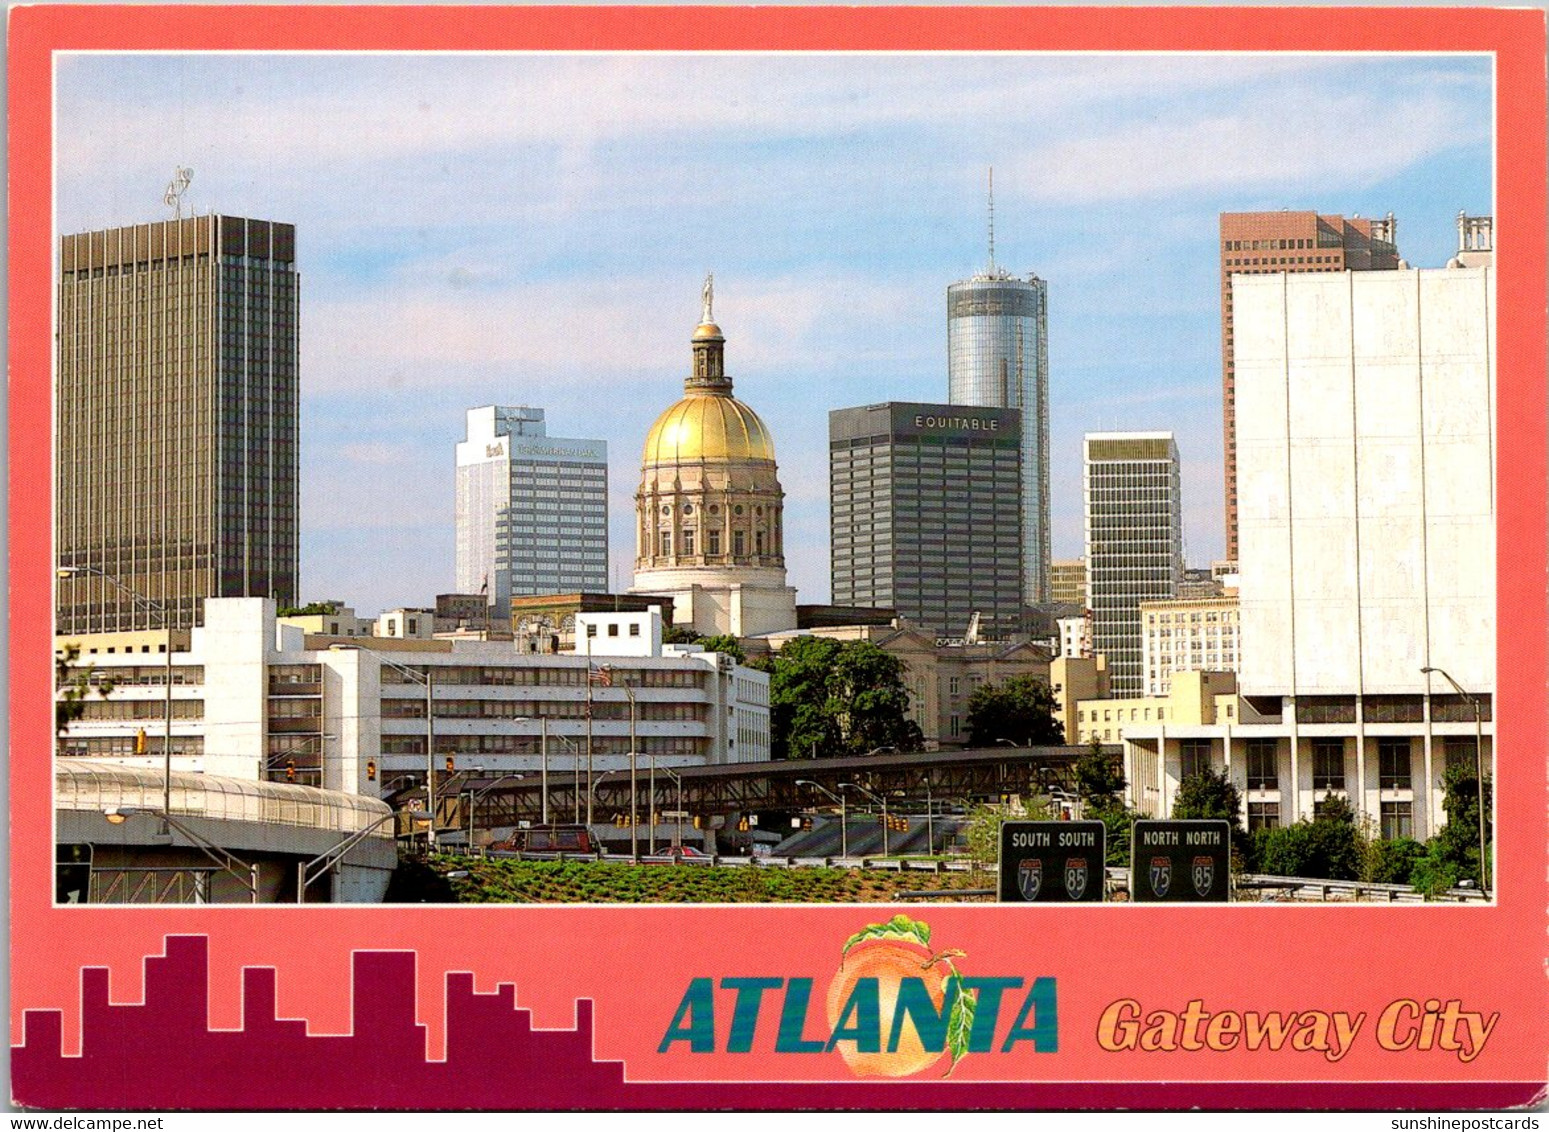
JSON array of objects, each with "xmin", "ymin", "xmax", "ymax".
[{"xmin": 430, "ymin": 857, "xmax": 995, "ymax": 904}]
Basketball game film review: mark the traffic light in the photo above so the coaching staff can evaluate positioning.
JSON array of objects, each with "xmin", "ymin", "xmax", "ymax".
[
  {"xmin": 802, "ymin": 817, "xmax": 813, "ymax": 831},
  {"xmin": 445, "ymin": 756, "xmax": 456, "ymax": 774},
  {"xmin": 285, "ymin": 759, "xmax": 296, "ymax": 782},
  {"xmin": 693, "ymin": 815, "xmax": 703, "ymax": 830},
  {"xmin": 366, "ymin": 759, "xmax": 377, "ymax": 782},
  {"xmin": 133, "ymin": 729, "xmax": 147, "ymax": 755},
  {"xmin": 614, "ymin": 813, "xmax": 627, "ymax": 828},
  {"xmin": 738, "ymin": 817, "xmax": 750, "ymax": 832}
]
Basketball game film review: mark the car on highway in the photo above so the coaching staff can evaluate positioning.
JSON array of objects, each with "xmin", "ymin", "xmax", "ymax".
[{"xmin": 642, "ymin": 844, "xmax": 712, "ymax": 863}]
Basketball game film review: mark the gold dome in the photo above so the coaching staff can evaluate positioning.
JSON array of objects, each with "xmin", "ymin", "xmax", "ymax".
[
  {"xmin": 692, "ymin": 321, "xmax": 724, "ymax": 340},
  {"xmin": 642, "ymin": 391, "xmax": 776, "ymax": 465}
]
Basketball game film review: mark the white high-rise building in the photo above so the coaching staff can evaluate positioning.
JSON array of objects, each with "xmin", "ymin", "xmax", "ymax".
[
  {"xmin": 1122, "ymin": 258, "xmax": 1495, "ymax": 842},
  {"xmin": 455, "ymin": 407, "xmax": 609, "ymax": 622},
  {"xmin": 1083, "ymin": 432, "xmax": 1184, "ymax": 698}
]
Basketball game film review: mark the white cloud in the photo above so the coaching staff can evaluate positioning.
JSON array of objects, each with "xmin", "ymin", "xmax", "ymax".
[
  {"xmin": 301, "ymin": 267, "xmax": 934, "ymax": 394},
  {"xmin": 1017, "ymin": 89, "xmax": 1479, "ymax": 202}
]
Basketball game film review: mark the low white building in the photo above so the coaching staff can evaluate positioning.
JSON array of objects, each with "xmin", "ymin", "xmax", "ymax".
[
  {"xmin": 1122, "ymin": 259, "xmax": 1495, "ymax": 841},
  {"xmin": 57, "ymin": 599, "xmax": 770, "ymax": 797}
]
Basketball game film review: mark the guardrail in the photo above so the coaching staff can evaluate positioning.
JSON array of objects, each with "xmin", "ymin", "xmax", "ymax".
[{"xmin": 1235, "ymin": 873, "xmax": 1487, "ymax": 903}]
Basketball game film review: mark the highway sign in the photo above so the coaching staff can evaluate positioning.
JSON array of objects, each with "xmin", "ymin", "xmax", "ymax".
[
  {"xmin": 998, "ymin": 820, "xmax": 1106, "ymax": 902},
  {"xmin": 1131, "ymin": 819, "xmax": 1231, "ymax": 902}
]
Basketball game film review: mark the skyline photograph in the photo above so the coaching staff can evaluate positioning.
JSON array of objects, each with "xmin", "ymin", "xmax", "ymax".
[{"xmin": 56, "ymin": 49, "xmax": 1493, "ymax": 614}]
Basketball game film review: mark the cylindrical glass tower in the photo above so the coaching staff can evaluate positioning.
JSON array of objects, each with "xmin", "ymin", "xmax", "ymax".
[{"xmin": 947, "ymin": 272, "xmax": 1050, "ymax": 606}]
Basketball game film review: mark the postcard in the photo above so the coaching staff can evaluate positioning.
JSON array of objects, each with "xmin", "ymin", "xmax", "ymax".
[{"xmin": 10, "ymin": 4, "xmax": 1547, "ymax": 1111}]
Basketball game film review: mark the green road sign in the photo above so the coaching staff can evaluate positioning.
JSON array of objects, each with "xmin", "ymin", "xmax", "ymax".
[
  {"xmin": 1131, "ymin": 819, "xmax": 1231, "ymax": 902},
  {"xmin": 999, "ymin": 820, "xmax": 1106, "ymax": 902}
]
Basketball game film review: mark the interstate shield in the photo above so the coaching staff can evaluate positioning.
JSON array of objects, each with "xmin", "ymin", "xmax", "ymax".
[
  {"xmin": 1063, "ymin": 857, "xmax": 1089, "ymax": 901},
  {"xmin": 1017, "ymin": 858, "xmax": 1043, "ymax": 901},
  {"xmin": 1192, "ymin": 855, "xmax": 1215, "ymax": 897},
  {"xmin": 1149, "ymin": 856, "xmax": 1172, "ymax": 898}
]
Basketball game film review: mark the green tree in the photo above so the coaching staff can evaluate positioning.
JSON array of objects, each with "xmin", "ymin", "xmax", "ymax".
[
  {"xmin": 760, "ymin": 637, "xmax": 922, "ymax": 759},
  {"xmin": 55, "ymin": 643, "xmax": 112, "ymax": 738},
  {"xmin": 661, "ymin": 623, "xmax": 702, "ymax": 645},
  {"xmin": 277, "ymin": 600, "xmax": 340, "ymax": 617},
  {"xmin": 695, "ymin": 634, "xmax": 746, "ymax": 664},
  {"xmin": 963, "ymin": 797, "xmax": 1053, "ymax": 872},
  {"xmin": 1364, "ymin": 836, "xmax": 1427, "ymax": 885},
  {"xmin": 1171, "ymin": 768, "xmax": 1247, "ymax": 863},
  {"xmin": 964, "ymin": 674, "xmax": 1063, "ymax": 747},
  {"xmin": 1252, "ymin": 795, "xmax": 1366, "ymax": 880},
  {"xmin": 1426, "ymin": 761, "xmax": 1492, "ymax": 888},
  {"xmin": 1075, "ymin": 740, "xmax": 1134, "ymax": 867},
  {"xmin": 1171, "ymin": 768, "xmax": 1243, "ymax": 827},
  {"xmin": 1074, "ymin": 740, "xmax": 1125, "ymax": 806}
]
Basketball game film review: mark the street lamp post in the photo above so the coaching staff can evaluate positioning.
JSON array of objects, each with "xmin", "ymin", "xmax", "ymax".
[
  {"xmin": 1421, "ymin": 666, "xmax": 1490, "ymax": 897},
  {"xmin": 644, "ymin": 753, "xmax": 685, "ymax": 850},
  {"xmin": 841, "ymin": 782, "xmax": 888, "ymax": 857},
  {"xmin": 466, "ymin": 773, "xmax": 526, "ymax": 851},
  {"xmin": 624, "ymin": 684, "xmax": 639, "ymax": 860},
  {"xmin": 925, "ymin": 775, "xmax": 935, "ymax": 854},
  {"xmin": 296, "ymin": 810, "xmax": 399, "ymax": 903},
  {"xmin": 331, "ymin": 645, "xmax": 438, "ymax": 850},
  {"xmin": 549, "ymin": 733, "xmax": 582, "ymax": 824},
  {"xmin": 105, "ymin": 807, "xmax": 260, "ymax": 903},
  {"xmin": 59, "ymin": 566, "xmax": 174, "ymax": 828},
  {"xmin": 796, "ymin": 780, "xmax": 847, "ymax": 860}
]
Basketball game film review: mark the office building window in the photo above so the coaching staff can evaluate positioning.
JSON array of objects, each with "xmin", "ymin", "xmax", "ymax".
[
  {"xmin": 1312, "ymin": 739, "xmax": 1345, "ymax": 791},
  {"xmin": 1245, "ymin": 739, "xmax": 1277, "ymax": 791},
  {"xmin": 1179, "ymin": 739, "xmax": 1212, "ymax": 781},
  {"xmin": 1378, "ymin": 738, "xmax": 1412, "ymax": 790},
  {"xmin": 1380, "ymin": 801, "xmax": 1413, "ymax": 841},
  {"xmin": 1248, "ymin": 801, "xmax": 1279, "ymax": 832}
]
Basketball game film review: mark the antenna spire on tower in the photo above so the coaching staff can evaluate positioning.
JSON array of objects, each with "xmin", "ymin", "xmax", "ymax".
[{"xmin": 987, "ymin": 166, "xmax": 996, "ymax": 272}]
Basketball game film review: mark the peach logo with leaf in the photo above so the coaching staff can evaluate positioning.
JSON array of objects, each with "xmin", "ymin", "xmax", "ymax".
[{"xmin": 825, "ymin": 913, "xmax": 975, "ymax": 1077}]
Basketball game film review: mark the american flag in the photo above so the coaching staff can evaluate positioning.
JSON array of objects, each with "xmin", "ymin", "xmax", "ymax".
[{"xmin": 587, "ymin": 664, "xmax": 613, "ymax": 687}]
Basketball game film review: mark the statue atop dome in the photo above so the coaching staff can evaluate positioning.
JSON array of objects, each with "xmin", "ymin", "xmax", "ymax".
[{"xmin": 701, "ymin": 273, "xmax": 714, "ymax": 325}]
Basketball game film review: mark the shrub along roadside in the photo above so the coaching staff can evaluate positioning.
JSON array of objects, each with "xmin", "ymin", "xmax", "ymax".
[{"xmin": 426, "ymin": 857, "xmax": 995, "ymax": 904}]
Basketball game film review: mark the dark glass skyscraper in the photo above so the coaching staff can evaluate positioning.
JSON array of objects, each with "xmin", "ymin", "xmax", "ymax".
[
  {"xmin": 947, "ymin": 268, "xmax": 1049, "ymax": 606},
  {"xmin": 830, "ymin": 402, "xmax": 1022, "ymax": 639},
  {"xmin": 56, "ymin": 215, "xmax": 300, "ymax": 633}
]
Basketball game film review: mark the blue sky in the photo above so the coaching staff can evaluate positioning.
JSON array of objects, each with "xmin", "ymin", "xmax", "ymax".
[{"xmin": 55, "ymin": 52, "xmax": 1492, "ymax": 615}]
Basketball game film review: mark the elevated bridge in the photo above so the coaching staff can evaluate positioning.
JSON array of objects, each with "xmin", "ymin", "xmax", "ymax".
[{"xmin": 423, "ymin": 744, "xmax": 1112, "ymax": 835}]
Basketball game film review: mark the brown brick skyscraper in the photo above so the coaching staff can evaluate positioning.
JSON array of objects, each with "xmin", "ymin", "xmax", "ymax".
[{"xmin": 1219, "ymin": 211, "xmax": 1400, "ymax": 563}]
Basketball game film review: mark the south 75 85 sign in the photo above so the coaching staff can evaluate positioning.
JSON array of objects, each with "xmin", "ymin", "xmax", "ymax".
[{"xmin": 998, "ymin": 821, "xmax": 1107, "ymax": 902}]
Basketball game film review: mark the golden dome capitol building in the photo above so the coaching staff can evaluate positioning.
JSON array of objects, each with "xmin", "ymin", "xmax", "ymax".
[{"xmin": 630, "ymin": 277, "xmax": 798, "ymax": 637}]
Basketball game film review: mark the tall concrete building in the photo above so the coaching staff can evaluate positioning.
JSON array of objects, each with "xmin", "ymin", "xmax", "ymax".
[
  {"xmin": 1083, "ymin": 432, "xmax": 1183, "ymax": 697},
  {"xmin": 1124, "ymin": 257, "xmax": 1495, "ymax": 841},
  {"xmin": 455, "ymin": 406, "xmax": 609, "ymax": 621},
  {"xmin": 948, "ymin": 185, "xmax": 1050, "ymax": 605},
  {"xmin": 630, "ymin": 280, "xmax": 797, "ymax": 637},
  {"xmin": 56, "ymin": 215, "xmax": 300, "ymax": 633},
  {"xmin": 830, "ymin": 402, "xmax": 1022, "ymax": 640},
  {"xmin": 1219, "ymin": 211, "xmax": 1401, "ymax": 563}
]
